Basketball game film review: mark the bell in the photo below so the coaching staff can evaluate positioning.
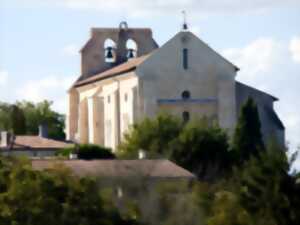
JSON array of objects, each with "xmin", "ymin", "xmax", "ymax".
[
  {"xmin": 127, "ymin": 49, "xmax": 135, "ymax": 59},
  {"xmin": 105, "ymin": 47, "xmax": 114, "ymax": 59}
]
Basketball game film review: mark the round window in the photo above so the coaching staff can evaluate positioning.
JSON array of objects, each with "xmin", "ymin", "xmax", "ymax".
[{"xmin": 182, "ymin": 91, "xmax": 190, "ymax": 100}]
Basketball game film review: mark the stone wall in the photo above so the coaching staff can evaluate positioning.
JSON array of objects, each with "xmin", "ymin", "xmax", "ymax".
[{"xmin": 137, "ymin": 31, "xmax": 238, "ymax": 131}]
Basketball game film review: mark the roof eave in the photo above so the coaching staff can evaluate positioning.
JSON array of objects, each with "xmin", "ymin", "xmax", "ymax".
[{"xmin": 74, "ymin": 67, "xmax": 137, "ymax": 88}]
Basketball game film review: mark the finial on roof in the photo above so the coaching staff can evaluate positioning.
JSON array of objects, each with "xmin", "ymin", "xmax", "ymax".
[
  {"xmin": 119, "ymin": 21, "xmax": 128, "ymax": 30},
  {"xmin": 182, "ymin": 10, "xmax": 188, "ymax": 31}
]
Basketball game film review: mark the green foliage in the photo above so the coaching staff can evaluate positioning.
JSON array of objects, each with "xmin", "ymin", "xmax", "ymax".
[
  {"xmin": 232, "ymin": 97, "xmax": 265, "ymax": 163},
  {"xmin": 0, "ymin": 156, "xmax": 135, "ymax": 225},
  {"xmin": 0, "ymin": 100, "xmax": 65, "ymax": 139},
  {"xmin": 119, "ymin": 114, "xmax": 231, "ymax": 179},
  {"xmin": 207, "ymin": 191, "xmax": 252, "ymax": 225},
  {"xmin": 118, "ymin": 113, "xmax": 183, "ymax": 158},
  {"xmin": 17, "ymin": 100, "xmax": 65, "ymax": 139},
  {"xmin": 58, "ymin": 144, "xmax": 116, "ymax": 160},
  {"xmin": 170, "ymin": 119, "xmax": 231, "ymax": 180},
  {"xmin": 235, "ymin": 143, "xmax": 300, "ymax": 225},
  {"xmin": 0, "ymin": 102, "xmax": 12, "ymax": 131},
  {"xmin": 197, "ymin": 143, "xmax": 300, "ymax": 225},
  {"xmin": 10, "ymin": 104, "xmax": 26, "ymax": 135}
]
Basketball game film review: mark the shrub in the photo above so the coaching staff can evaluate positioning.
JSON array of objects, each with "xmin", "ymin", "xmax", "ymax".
[
  {"xmin": 118, "ymin": 113, "xmax": 183, "ymax": 158},
  {"xmin": 58, "ymin": 144, "xmax": 115, "ymax": 160},
  {"xmin": 170, "ymin": 119, "xmax": 231, "ymax": 180}
]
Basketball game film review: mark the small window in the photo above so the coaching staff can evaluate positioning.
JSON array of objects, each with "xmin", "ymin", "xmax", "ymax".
[
  {"xmin": 107, "ymin": 95, "xmax": 111, "ymax": 103},
  {"xmin": 182, "ymin": 90, "xmax": 190, "ymax": 100},
  {"xmin": 183, "ymin": 48, "xmax": 188, "ymax": 70},
  {"xmin": 124, "ymin": 93, "xmax": 128, "ymax": 102},
  {"xmin": 182, "ymin": 111, "xmax": 190, "ymax": 122}
]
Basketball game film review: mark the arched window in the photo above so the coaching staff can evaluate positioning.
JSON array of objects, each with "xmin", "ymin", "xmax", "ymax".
[
  {"xmin": 182, "ymin": 111, "xmax": 190, "ymax": 122},
  {"xmin": 104, "ymin": 39, "xmax": 116, "ymax": 63},
  {"xmin": 182, "ymin": 90, "xmax": 191, "ymax": 100},
  {"xmin": 126, "ymin": 39, "xmax": 138, "ymax": 60}
]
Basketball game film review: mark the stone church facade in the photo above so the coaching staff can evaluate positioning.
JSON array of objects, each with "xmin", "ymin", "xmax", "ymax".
[{"xmin": 66, "ymin": 22, "xmax": 284, "ymax": 150}]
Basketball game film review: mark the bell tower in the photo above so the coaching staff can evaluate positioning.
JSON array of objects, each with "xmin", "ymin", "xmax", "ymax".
[{"xmin": 79, "ymin": 22, "xmax": 158, "ymax": 81}]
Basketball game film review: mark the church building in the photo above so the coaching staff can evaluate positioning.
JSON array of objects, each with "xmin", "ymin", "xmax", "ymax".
[{"xmin": 66, "ymin": 22, "xmax": 284, "ymax": 150}]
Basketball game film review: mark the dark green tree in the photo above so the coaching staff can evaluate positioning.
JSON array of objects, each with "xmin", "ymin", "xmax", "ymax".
[
  {"xmin": 10, "ymin": 105, "xmax": 26, "ymax": 135},
  {"xmin": 234, "ymin": 143, "xmax": 300, "ymax": 225},
  {"xmin": 0, "ymin": 102, "xmax": 12, "ymax": 131},
  {"xmin": 0, "ymin": 101, "xmax": 65, "ymax": 139},
  {"xmin": 170, "ymin": 119, "xmax": 231, "ymax": 180},
  {"xmin": 57, "ymin": 144, "xmax": 116, "ymax": 160},
  {"xmin": 232, "ymin": 97, "xmax": 264, "ymax": 162},
  {"xmin": 0, "ymin": 156, "xmax": 137, "ymax": 225},
  {"xmin": 118, "ymin": 113, "xmax": 183, "ymax": 158},
  {"xmin": 119, "ymin": 113, "xmax": 232, "ymax": 180},
  {"xmin": 17, "ymin": 100, "xmax": 65, "ymax": 139}
]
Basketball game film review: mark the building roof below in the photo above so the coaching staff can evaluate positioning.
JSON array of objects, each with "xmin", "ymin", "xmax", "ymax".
[
  {"xmin": 31, "ymin": 159, "xmax": 196, "ymax": 179},
  {"xmin": 0, "ymin": 136, "xmax": 73, "ymax": 151}
]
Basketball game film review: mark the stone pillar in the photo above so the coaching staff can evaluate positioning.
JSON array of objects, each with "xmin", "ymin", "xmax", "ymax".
[
  {"xmin": 93, "ymin": 96, "xmax": 105, "ymax": 145},
  {"xmin": 79, "ymin": 98, "xmax": 89, "ymax": 143},
  {"xmin": 132, "ymin": 86, "xmax": 139, "ymax": 123},
  {"xmin": 114, "ymin": 90, "xmax": 121, "ymax": 148},
  {"xmin": 67, "ymin": 88, "xmax": 79, "ymax": 141},
  {"xmin": 87, "ymin": 97, "xmax": 94, "ymax": 143}
]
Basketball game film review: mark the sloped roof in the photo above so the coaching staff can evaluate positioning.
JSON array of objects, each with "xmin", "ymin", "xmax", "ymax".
[
  {"xmin": 31, "ymin": 159, "xmax": 196, "ymax": 179},
  {"xmin": 73, "ymin": 54, "xmax": 151, "ymax": 88},
  {"xmin": 3, "ymin": 136, "xmax": 73, "ymax": 150},
  {"xmin": 264, "ymin": 106, "xmax": 285, "ymax": 130},
  {"xmin": 236, "ymin": 81, "xmax": 278, "ymax": 101}
]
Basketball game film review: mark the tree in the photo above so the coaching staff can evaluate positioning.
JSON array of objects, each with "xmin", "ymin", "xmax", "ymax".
[
  {"xmin": 0, "ymin": 102, "xmax": 12, "ymax": 131},
  {"xmin": 118, "ymin": 113, "xmax": 183, "ymax": 158},
  {"xmin": 0, "ymin": 156, "xmax": 136, "ymax": 225},
  {"xmin": 206, "ymin": 191, "xmax": 253, "ymax": 225},
  {"xmin": 170, "ymin": 119, "xmax": 231, "ymax": 180},
  {"xmin": 17, "ymin": 100, "xmax": 65, "ymax": 139},
  {"xmin": 57, "ymin": 144, "xmax": 116, "ymax": 160},
  {"xmin": 232, "ymin": 97, "xmax": 265, "ymax": 163},
  {"xmin": 119, "ymin": 114, "xmax": 232, "ymax": 180},
  {"xmin": 10, "ymin": 105, "xmax": 26, "ymax": 135},
  {"xmin": 0, "ymin": 101, "xmax": 65, "ymax": 139},
  {"xmin": 234, "ymin": 143, "xmax": 300, "ymax": 225}
]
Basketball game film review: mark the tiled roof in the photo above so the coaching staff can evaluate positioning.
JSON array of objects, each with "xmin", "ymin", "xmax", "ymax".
[
  {"xmin": 6, "ymin": 136, "xmax": 73, "ymax": 150},
  {"xmin": 31, "ymin": 159, "xmax": 196, "ymax": 179},
  {"xmin": 74, "ymin": 54, "xmax": 151, "ymax": 87}
]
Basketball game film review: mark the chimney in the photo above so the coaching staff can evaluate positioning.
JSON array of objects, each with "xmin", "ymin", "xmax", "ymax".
[
  {"xmin": 1, "ymin": 131, "xmax": 11, "ymax": 148},
  {"xmin": 39, "ymin": 124, "xmax": 48, "ymax": 138},
  {"xmin": 138, "ymin": 149, "xmax": 146, "ymax": 159}
]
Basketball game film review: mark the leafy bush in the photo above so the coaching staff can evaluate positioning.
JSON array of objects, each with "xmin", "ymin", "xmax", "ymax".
[
  {"xmin": 118, "ymin": 113, "xmax": 183, "ymax": 158},
  {"xmin": 0, "ymin": 156, "xmax": 136, "ymax": 225},
  {"xmin": 170, "ymin": 119, "xmax": 231, "ymax": 180},
  {"xmin": 0, "ymin": 100, "xmax": 65, "ymax": 139},
  {"xmin": 119, "ymin": 114, "xmax": 231, "ymax": 179},
  {"xmin": 58, "ymin": 144, "xmax": 116, "ymax": 160}
]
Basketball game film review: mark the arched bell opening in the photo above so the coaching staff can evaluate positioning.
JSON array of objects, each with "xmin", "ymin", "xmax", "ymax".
[
  {"xmin": 104, "ymin": 39, "xmax": 117, "ymax": 63},
  {"xmin": 126, "ymin": 39, "xmax": 138, "ymax": 60}
]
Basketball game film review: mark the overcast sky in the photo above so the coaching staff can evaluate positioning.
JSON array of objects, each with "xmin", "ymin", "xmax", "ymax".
[{"xmin": 0, "ymin": 0, "xmax": 299, "ymax": 169}]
